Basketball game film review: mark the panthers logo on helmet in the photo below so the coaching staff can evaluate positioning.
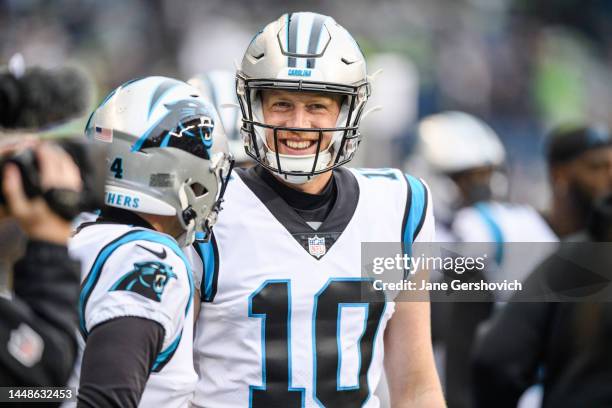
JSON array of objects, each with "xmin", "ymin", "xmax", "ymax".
[
  {"xmin": 111, "ymin": 261, "xmax": 177, "ymax": 302},
  {"xmin": 132, "ymin": 96, "xmax": 216, "ymax": 160}
]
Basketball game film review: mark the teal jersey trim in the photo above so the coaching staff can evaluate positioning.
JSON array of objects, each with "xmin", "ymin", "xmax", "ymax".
[
  {"xmin": 194, "ymin": 238, "xmax": 217, "ymax": 302},
  {"xmin": 403, "ymin": 175, "xmax": 428, "ymax": 256},
  {"xmin": 151, "ymin": 328, "xmax": 183, "ymax": 372},
  {"xmin": 474, "ymin": 202, "xmax": 504, "ymax": 264}
]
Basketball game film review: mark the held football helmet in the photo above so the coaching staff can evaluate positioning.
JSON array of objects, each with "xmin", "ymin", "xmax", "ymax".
[
  {"xmin": 85, "ymin": 76, "xmax": 233, "ymax": 246},
  {"xmin": 236, "ymin": 12, "xmax": 370, "ymax": 183}
]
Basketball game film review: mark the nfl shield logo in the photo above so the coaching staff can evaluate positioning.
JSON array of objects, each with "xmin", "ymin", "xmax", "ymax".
[
  {"xmin": 8, "ymin": 324, "xmax": 43, "ymax": 367},
  {"xmin": 308, "ymin": 236, "xmax": 326, "ymax": 258}
]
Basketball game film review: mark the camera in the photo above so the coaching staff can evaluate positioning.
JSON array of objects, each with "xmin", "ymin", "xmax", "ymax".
[
  {"xmin": 0, "ymin": 139, "xmax": 106, "ymax": 219},
  {"xmin": 0, "ymin": 61, "xmax": 105, "ymax": 219}
]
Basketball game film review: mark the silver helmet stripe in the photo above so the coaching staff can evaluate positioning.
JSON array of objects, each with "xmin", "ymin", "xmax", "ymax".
[
  {"xmin": 287, "ymin": 13, "xmax": 297, "ymax": 67},
  {"xmin": 306, "ymin": 14, "xmax": 328, "ymax": 68},
  {"xmin": 286, "ymin": 12, "xmax": 330, "ymax": 69},
  {"xmin": 295, "ymin": 13, "xmax": 314, "ymax": 68}
]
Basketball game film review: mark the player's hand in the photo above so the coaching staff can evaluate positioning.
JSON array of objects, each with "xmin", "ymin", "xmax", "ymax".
[{"xmin": 1, "ymin": 140, "xmax": 82, "ymax": 244}]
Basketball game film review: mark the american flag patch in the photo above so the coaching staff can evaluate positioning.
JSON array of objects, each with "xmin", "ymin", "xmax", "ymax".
[{"xmin": 95, "ymin": 126, "xmax": 113, "ymax": 143}]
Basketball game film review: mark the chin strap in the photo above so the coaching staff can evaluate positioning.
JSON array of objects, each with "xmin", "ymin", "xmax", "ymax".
[
  {"xmin": 279, "ymin": 173, "xmax": 313, "ymax": 185},
  {"xmin": 178, "ymin": 206, "xmax": 196, "ymax": 246},
  {"xmin": 264, "ymin": 152, "xmax": 332, "ymax": 184},
  {"xmin": 195, "ymin": 155, "xmax": 235, "ymax": 243}
]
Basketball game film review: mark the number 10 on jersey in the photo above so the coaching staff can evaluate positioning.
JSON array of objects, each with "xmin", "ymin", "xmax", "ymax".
[{"xmin": 248, "ymin": 278, "xmax": 386, "ymax": 407}]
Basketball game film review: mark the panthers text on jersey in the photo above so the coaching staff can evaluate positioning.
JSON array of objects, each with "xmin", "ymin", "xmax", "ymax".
[
  {"xmin": 191, "ymin": 166, "xmax": 434, "ymax": 408},
  {"xmin": 66, "ymin": 223, "xmax": 197, "ymax": 408}
]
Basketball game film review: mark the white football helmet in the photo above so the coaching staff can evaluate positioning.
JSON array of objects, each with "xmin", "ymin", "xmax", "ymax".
[
  {"xmin": 413, "ymin": 111, "xmax": 508, "ymax": 210},
  {"xmin": 236, "ymin": 12, "xmax": 370, "ymax": 183},
  {"xmin": 416, "ymin": 111, "xmax": 505, "ymax": 174},
  {"xmin": 85, "ymin": 76, "xmax": 233, "ymax": 246}
]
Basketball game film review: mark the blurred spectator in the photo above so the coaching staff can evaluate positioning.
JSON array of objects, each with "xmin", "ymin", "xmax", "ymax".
[
  {"xmin": 410, "ymin": 111, "xmax": 558, "ymax": 408},
  {"xmin": 0, "ymin": 139, "xmax": 82, "ymax": 389},
  {"xmin": 543, "ymin": 124, "xmax": 612, "ymax": 237},
  {"xmin": 472, "ymin": 194, "xmax": 612, "ymax": 408},
  {"xmin": 1, "ymin": 1, "xmax": 610, "ymax": 200}
]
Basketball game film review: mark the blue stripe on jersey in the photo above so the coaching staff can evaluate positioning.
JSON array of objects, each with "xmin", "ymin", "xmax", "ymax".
[
  {"xmin": 151, "ymin": 328, "xmax": 183, "ymax": 372},
  {"xmin": 79, "ymin": 229, "xmax": 193, "ymax": 338},
  {"xmin": 195, "ymin": 239, "xmax": 216, "ymax": 302},
  {"xmin": 403, "ymin": 175, "xmax": 427, "ymax": 255},
  {"xmin": 474, "ymin": 202, "xmax": 504, "ymax": 264}
]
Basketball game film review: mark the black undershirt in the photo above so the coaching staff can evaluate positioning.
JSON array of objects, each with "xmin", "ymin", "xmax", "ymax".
[
  {"xmin": 77, "ymin": 317, "xmax": 164, "ymax": 408},
  {"xmin": 255, "ymin": 166, "xmax": 337, "ymax": 225}
]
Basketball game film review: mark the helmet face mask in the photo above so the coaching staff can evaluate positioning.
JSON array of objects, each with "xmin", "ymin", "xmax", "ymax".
[
  {"xmin": 86, "ymin": 76, "xmax": 233, "ymax": 246},
  {"xmin": 236, "ymin": 12, "xmax": 370, "ymax": 183}
]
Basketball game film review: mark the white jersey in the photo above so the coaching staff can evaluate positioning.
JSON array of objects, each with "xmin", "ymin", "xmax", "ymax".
[
  {"xmin": 453, "ymin": 203, "xmax": 558, "ymax": 407},
  {"xmin": 452, "ymin": 201, "xmax": 557, "ymax": 243},
  {"xmin": 191, "ymin": 167, "xmax": 434, "ymax": 408},
  {"xmin": 66, "ymin": 223, "xmax": 197, "ymax": 408},
  {"xmin": 452, "ymin": 201, "xmax": 558, "ymax": 298}
]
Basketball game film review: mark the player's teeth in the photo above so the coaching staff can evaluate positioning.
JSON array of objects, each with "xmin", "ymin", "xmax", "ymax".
[{"xmin": 286, "ymin": 140, "xmax": 311, "ymax": 149}]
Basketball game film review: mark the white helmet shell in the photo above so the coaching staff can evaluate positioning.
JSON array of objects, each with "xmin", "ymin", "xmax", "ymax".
[
  {"xmin": 416, "ymin": 111, "xmax": 506, "ymax": 174},
  {"xmin": 85, "ymin": 76, "xmax": 233, "ymax": 245}
]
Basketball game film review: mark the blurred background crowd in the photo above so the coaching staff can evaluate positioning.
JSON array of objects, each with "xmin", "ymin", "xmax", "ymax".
[
  {"xmin": 2, "ymin": 0, "xmax": 611, "ymax": 210},
  {"xmin": 2, "ymin": 1, "xmax": 612, "ymax": 407}
]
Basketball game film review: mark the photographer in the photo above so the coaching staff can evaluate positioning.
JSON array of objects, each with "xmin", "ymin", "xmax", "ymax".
[{"xmin": 0, "ymin": 138, "xmax": 82, "ymax": 387}]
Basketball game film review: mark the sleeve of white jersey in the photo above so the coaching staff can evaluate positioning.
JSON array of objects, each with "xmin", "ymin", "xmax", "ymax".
[
  {"xmin": 84, "ymin": 240, "xmax": 192, "ymax": 350},
  {"xmin": 184, "ymin": 244, "xmax": 204, "ymax": 293},
  {"xmin": 414, "ymin": 179, "xmax": 435, "ymax": 243}
]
